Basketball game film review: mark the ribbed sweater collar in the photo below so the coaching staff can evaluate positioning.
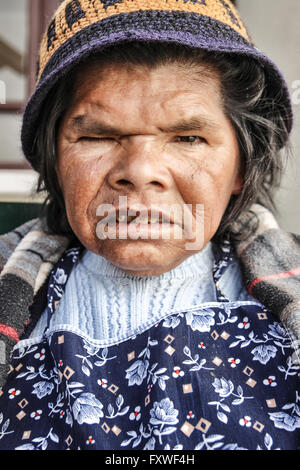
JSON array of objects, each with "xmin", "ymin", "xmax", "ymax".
[{"xmin": 80, "ymin": 242, "xmax": 213, "ymax": 281}]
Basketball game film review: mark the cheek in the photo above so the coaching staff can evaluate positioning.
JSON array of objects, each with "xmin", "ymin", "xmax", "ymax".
[
  {"xmin": 180, "ymin": 160, "xmax": 233, "ymax": 206},
  {"xmin": 178, "ymin": 153, "xmax": 239, "ymax": 234},
  {"xmin": 58, "ymin": 158, "xmax": 103, "ymax": 233}
]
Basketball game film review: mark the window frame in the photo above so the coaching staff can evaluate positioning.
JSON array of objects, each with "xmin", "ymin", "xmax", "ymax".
[{"xmin": 0, "ymin": 0, "xmax": 61, "ymax": 169}]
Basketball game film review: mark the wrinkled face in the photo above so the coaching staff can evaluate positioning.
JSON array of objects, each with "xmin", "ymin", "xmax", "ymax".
[{"xmin": 57, "ymin": 61, "xmax": 243, "ymax": 276}]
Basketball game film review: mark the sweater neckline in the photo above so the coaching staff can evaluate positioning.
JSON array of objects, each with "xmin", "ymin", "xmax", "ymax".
[{"xmin": 80, "ymin": 242, "xmax": 214, "ymax": 281}]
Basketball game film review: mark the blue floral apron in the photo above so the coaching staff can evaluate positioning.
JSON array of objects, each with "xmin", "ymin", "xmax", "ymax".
[{"xmin": 0, "ymin": 243, "xmax": 299, "ymax": 450}]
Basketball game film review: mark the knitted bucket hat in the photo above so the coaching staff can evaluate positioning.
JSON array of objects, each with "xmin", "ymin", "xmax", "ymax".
[{"xmin": 22, "ymin": 0, "xmax": 293, "ymax": 170}]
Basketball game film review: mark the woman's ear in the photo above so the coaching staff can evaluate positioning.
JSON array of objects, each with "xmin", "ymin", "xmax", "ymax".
[
  {"xmin": 55, "ymin": 162, "xmax": 63, "ymax": 193},
  {"xmin": 231, "ymin": 155, "xmax": 245, "ymax": 196},
  {"xmin": 232, "ymin": 173, "xmax": 244, "ymax": 195}
]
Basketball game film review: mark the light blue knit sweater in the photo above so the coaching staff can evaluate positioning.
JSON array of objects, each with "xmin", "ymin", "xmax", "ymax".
[{"xmin": 32, "ymin": 242, "xmax": 252, "ymax": 342}]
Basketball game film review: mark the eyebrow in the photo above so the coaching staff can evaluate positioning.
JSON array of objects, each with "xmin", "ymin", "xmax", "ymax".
[
  {"xmin": 69, "ymin": 114, "xmax": 220, "ymax": 136},
  {"xmin": 160, "ymin": 116, "xmax": 220, "ymax": 133},
  {"xmin": 69, "ymin": 115, "xmax": 123, "ymax": 135}
]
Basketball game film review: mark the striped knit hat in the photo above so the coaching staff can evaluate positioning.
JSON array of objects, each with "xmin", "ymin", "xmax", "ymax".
[{"xmin": 21, "ymin": 0, "xmax": 293, "ymax": 170}]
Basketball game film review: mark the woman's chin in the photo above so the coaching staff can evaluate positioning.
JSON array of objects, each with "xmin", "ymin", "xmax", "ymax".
[{"xmin": 95, "ymin": 240, "xmax": 187, "ymax": 277}]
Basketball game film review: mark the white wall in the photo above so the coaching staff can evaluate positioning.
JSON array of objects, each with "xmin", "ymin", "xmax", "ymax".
[
  {"xmin": 237, "ymin": 0, "xmax": 300, "ymax": 234},
  {"xmin": 0, "ymin": 0, "xmax": 27, "ymax": 164}
]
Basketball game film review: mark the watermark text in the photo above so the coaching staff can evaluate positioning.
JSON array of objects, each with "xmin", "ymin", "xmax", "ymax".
[
  {"xmin": 292, "ymin": 80, "xmax": 300, "ymax": 105},
  {"xmin": 0, "ymin": 80, "xmax": 6, "ymax": 104},
  {"xmin": 96, "ymin": 197, "xmax": 205, "ymax": 251}
]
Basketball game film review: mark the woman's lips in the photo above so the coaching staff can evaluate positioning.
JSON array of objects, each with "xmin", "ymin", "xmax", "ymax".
[
  {"xmin": 116, "ymin": 213, "xmax": 171, "ymax": 224},
  {"xmin": 100, "ymin": 206, "xmax": 181, "ymax": 227},
  {"xmin": 98, "ymin": 208, "xmax": 182, "ymax": 239},
  {"xmin": 102, "ymin": 220, "xmax": 183, "ymax": 239},
  {"xmin": 96, "ymin": 205, "xmax": 197, "ymax": 240}
]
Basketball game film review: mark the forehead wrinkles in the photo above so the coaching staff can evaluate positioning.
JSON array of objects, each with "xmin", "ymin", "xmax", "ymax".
[
  {"xmin": 69, "ymin": 93, "xmax": 221, "ymax": 135},
  {"xmin": 71, "ymin": 60, "xmax": 221, "ymax": 100},
  {"xmin": 67, "ymin": 62, "xmax": 224, "ymax": 130}
]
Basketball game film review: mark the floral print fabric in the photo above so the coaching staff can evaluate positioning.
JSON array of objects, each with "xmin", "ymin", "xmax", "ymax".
[{"xmin": 0, "ymin": 243, "xmax": 299, "ymax": 450}]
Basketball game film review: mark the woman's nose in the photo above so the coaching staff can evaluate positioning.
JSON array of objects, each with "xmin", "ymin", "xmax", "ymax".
[{"xmin": 107, "ymin": 140, "xmax": 173, "ymax": 193}]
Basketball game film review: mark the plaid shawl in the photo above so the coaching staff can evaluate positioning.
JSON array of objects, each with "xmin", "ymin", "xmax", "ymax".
[{"xmin": 0, "ymin": 204, "xmax": 299, "ymax": 388}]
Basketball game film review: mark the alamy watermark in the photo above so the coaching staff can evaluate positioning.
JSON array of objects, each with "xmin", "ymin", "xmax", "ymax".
[
  {"xmin": 96, "ymin": 196, "xmax": 205, "ymax": 250},
  {"xmin": 0, "ymin": 80, "xmax": 6, "ymax": 104},
  {"xmin": 292, "ymin": 80, "xmax": 300, "ymax": 105}
]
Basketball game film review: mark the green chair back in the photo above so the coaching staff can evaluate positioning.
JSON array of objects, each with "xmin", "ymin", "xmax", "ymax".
[{"xmin": 0, "ymin": 202, "xmax": 42, "ymax": 235}]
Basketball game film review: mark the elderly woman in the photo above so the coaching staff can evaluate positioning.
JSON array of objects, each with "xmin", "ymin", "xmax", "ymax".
[{"xmin": 0, "ymin": 0, "xmax": 299, "ymax": 451}]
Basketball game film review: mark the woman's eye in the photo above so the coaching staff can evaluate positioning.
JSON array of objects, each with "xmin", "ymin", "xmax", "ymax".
[
  {"xmin": 78, "ymin": 136, "xmax": 113, "ymax": 142},
  {"xmin": 76, "ymin": 137, "xmax": 117, "ymax": 153},
  {"xmin": 175, "ymin": 136, "xmax": 206, "ymax": 145}
]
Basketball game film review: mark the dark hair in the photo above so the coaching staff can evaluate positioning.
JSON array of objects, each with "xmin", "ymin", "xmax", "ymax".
[{"xmin": 33, "ymin": 41, "xmax": 290, "ymax": 244}]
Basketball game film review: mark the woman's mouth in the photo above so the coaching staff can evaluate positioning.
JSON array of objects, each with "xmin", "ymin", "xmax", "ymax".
[{"xmin": 97, "ymin": 209, "xmax": 183, "ymax": 240}]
